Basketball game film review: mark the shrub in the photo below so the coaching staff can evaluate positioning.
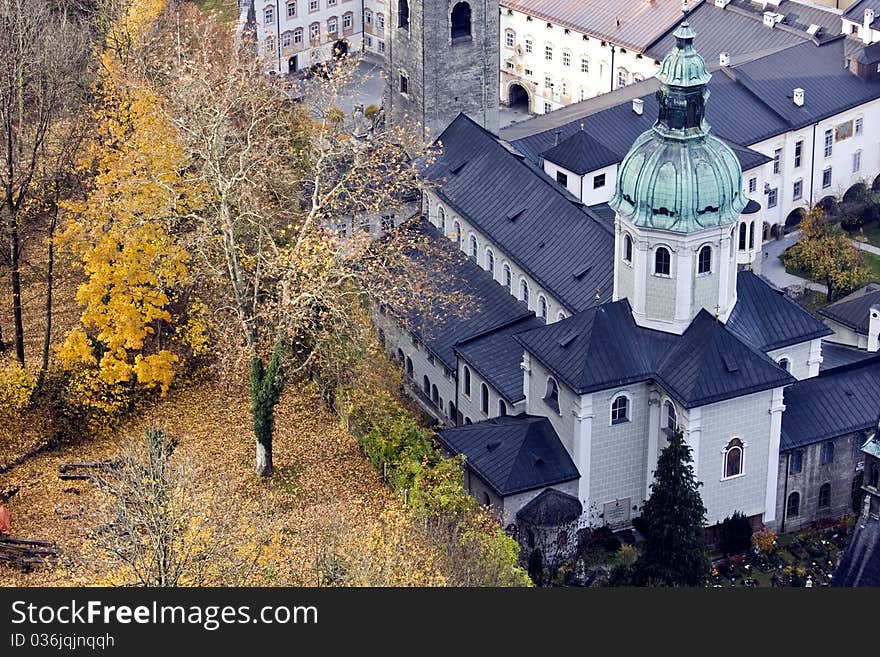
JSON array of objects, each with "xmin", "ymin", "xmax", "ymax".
[
  {"xmin": 0, "ymin": 358, "xmax": 35, "ymax": 419},
  {"xmin": 718, "ymin": 511, "xmax": 753, "ymax": 555},
  {"xmin": 364, "ymin": 104, "xmax": 380, "ymax": 118},
  {"xmin": 752, "ymin": 528, "xmax": 777, "ymax": 556}
]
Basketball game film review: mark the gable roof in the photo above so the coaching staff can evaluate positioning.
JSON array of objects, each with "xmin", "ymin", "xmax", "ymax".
[
  {"xmin": 819, "ymin": 285, "xmax": 880, "ymax": 335},
  {"xmin": 436, "ymin": 415, "xmax": 579, "ymax": 496},
  {"xmin": 514, "ymin": 299, "xmax": 794, "ymax": 408},
  {"xmin": 540, "ymin": 127, "xmax": 620, "ymax": 175},
  {"xmin": 385, "ymin": 218, "xmax": 533, "ymax": 371},
  {"xmin": 727, "ymin": 271, "xmax": 832, "ymax": 351},
  {"xmin": 820, "ymin": 340, "xmax": 877, "ymax": 372},
  {"xmin": 780, "ymin": 356, "xmax": 880, "ymax": 450},
  {"xmin": 425, "ymin": 114, "xmax": 614, "ymax": 312},
  {"xmin": 516, "ymin": 488, "xmax": 583, "ymax": 526},
  {"xmin": 455, "ymin": 315, "xmax": 545, "ymax": 404}
]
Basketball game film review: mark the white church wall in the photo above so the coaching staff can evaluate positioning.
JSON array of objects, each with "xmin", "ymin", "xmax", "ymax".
[
  {"xmin": 822, "ymin": 318, "xmax": 867, "ymax": 349},
  {"xmin": 500, "ymin": 481, "xmax": 581, "ymax": 528},
  {"xmin": 767, "ymin": 338, "xmax": 821, "ymax": 381},
  {"xmin": 524, "ymin": 356, "xmax": 578, "ymax": 456}
]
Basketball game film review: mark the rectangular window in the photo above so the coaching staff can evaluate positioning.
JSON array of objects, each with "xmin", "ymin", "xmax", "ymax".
[
  {"xmin": 856, "ymin": 117, "xmax": 863, "ymax": 135},
  {"xmin": 264, "ymin": 6, "xmax": 274, "ymax": 23},
  {"xmin": 506, "ymin": 30, "xmax": 515, "ymax": 48},
  {"xmin": 854, "ymin": 150, "xmax": 862, "ymax": 173},
  {"xmin": 377, "ymin": 14, "xmax": 384, "ymax": 29},
  {"xmin": 768, "ymin": 188, "xmax": 778, "ymax": 208},
  {"xmin": 328, "ymin": 0, "xmax": 336, "ymax": 5},
  {"xmin": 364, "ymin": 34, "xmax": 372, "ymax": 47},
  {"xmin": 309, "ymin": 23, "xmax": 319, "ymax": 40},
  {"xmin": 543, "ymin": 102, "xmax": 552, "ymax": 114},
  {"xmin": 525, "ymin": 39, "xmax": 533, "ymax": 53},
  {"xmin": 287, "ymin": 1, "xmax": 296, "ymax": 18},
  {"xmin": 823, "ymin": 167, "xmax": 832, "ymax": 188},
  {"xmin": 581, "ymin": 58, "xmax": 589, "ymax": 73},
  {"xmin": 343, "ymin": 14, "xmax": 352, "ymax": 29},
  {"xmin": 328, "ymin": 18, "xmax": 337, "ymax": 34},
  {"xmin": 399, "ymin": 74, "xmax": 408, "ymax": 95},
  {"xmin": 309, "ymin": 0, "xmax": 318, "ymax": 11},
  {"xmin": 364, "ymin": 9, "xmax": 372, "ymax": 24},
  {"xmin": 544, "ymin": 75, "xmax": 552, "ymax": 89},
  {"xmin": 563, "ymin": 51, "xmax": 571, "ymax": 67},
  {"xmin": 561, "ymin": 80, "xmax": 568, "ymax": 96},
  {"xmin": 617, "ymin": 70, "xmax": 627, "ymax": 88},
  {"xmin": 593, "ymin": 173, "xmax": 606, "ymax": 189},
  {"xmin": 793, "ymin": 180, "xmax": 802, "ymax": 200},
  {"xmin": 556, "ymin": 171, "xmax": 568, "ymax": 186},
  {"xmin": 545, "ymin": 45, "xmax": 553, "ymax": 61},
  {"xmin": 282, "ymin": 32, "xmax": 291, "ymax": 47},
  {"xmin": 789, "ymin": 450, "xmax": 803, "ymax": 474},
  {"xmin": 824, "ymin": 129, "xmax": 833, "ymax": 157},
  {"xmin": 378, "ymin": 40, "xmax": 385, "ymax": 53},
  {"xmin": 748, "ymin": 177, "xmax": 756, "ymax": 193},
  {"xmin": 773, "ymin": 148, "xmax": 781, "ymax": 175},
  {"xmin": 794, "ymin": 140, "xmax": 802, "ymax": 168},
  {"xmin": 294, "ymin": 28, "xmax": 303, "ymax": 44}
]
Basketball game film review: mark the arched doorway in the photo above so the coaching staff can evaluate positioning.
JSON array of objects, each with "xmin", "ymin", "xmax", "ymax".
[
  {"xmin": 288, "ymin": 55, "xmax": 298, "ymax": 74},
  {"xmin": 785, "ymin": 208, "xmax": 805, "ymax": 233},
  {"xmin": 843, "ymin": 182, "xmax": 868, "ymax": 204},
  {"xmin": 332, "ymin": 39, "xmax": 349, "ymax": 59},
  {"xmin": 817, "ymin": 195, "xmax": 837, "ymax": 216},
  {"xmin": 508, "ymin": 83, "xmax": 530, "ymax": 113}
]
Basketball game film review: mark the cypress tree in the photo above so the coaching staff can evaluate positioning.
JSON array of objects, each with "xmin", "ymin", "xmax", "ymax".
[{"xmin": 634, "ymin": 429, "xmax": 710, "ymax": 586}]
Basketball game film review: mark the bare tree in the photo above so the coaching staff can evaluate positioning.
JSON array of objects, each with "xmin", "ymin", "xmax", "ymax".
[{"xmin": 0, "ymin": 0, "xmax": 91, "ymax": 364}]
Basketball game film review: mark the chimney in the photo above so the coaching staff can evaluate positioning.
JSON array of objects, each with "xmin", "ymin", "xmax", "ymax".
[
  {"xmin": 869, "ymin": 306, "xmax": 880, "ymax": 352},
  {"xmin": 554, "ymin": 129, "xmax": 562, "ymax": 146},
  {"xmin": 793, "ymin": 87, "xmax": 804, "ymax": 107},
  {"xmin": 714, "ymin": 0, "xmax": 730, "ymax": 8},
  {"xmin": 864, "ymin": 8, "xmax": 875, "ymax": 44},
  {"xmin": 719, "ymin": 51, "xmax": 730, "ymax": 67},
  {"xmin": 632, "ymin": 98, "xmax": 644, "ymax": 115}
]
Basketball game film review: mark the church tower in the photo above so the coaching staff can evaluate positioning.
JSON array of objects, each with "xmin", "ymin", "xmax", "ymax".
[
  {"xmin": 609, "ymin": 17, "xmax": 748, "ymax": 335},
  {"xmin": 384, "ymin": 1, "xmax": 499, "ymax": 138}
]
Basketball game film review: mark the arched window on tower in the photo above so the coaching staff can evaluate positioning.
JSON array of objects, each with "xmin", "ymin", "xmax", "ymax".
[
  {"xmin": 503, "ymin": 264, "xmax": 512, "ymax": 291},
  {"xmin": 451, "ymin": 2, "xmax": 471, "ymax": 40},
  {"xmin": 520, "ymin": 279, "xmax": 530, "ymax": 306},
  {"xmin": 538, "ymin": 295, "xmax": 548, "ymax": 322},
  {"xmin": 654, "ymin": 247, "xmax": 670, "ymax": 276},
  {"xmin": 664, "ymin": 400, "xmax": 677, "ymax": 434},
  {"xmin": 498, "ymin": 399, "xmax": 507, "ymax": 416},
  {"xmin": 698, "ymin": 245, "xmax": 712, "ymax": 275},
  {"xmin": 463, "ymin": 365, "xmax": 471, "ymax": 397},
  {"xmin": 749, "ymin": 221, "xmax": 755, "ymax": 249},
  {"xmin": 398, "ymin": 0, "xmax": 409, "ymax": 29},
  {"xmin": 623, "ymin": 234, "xmax": 633, "ymax": 264},
  {"xmin": 544, "ymin": 377, "xmax": 559, "ymax": 413},
  {"xmin": 486, "ymin": 248, "xmax": 495, "ymax": 277},
  {"xmin": 453, "ymin": 220, "xmax": 461, "ymax": 246},
  {"xmin": 469, "ymin": 234, "xmax": 478, "ymax": 261},
  {"xmin": 738, "ymin": 222, "xmax": 747, "ymax": 251}
]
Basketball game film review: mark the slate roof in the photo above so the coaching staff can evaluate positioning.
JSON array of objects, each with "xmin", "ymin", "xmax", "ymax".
[
  {"xmin": 500, "ymin": 0, "xmax": 690, "ymax": 52},
  {"xmin": 832, "ymin": 514, "xmax": 880, "ymax": 587},
  {"xmin": 455, "ymin": 315, "xmax": 544, "ymax": 404},
  {"xmin": 504, "ymin": 38, "xmax": 880, "ymax": 172},
  {"xmin": 819, "ymin": 285, "xmax": 880, "ymax": 335},
  {"xmin": 385, "ymin": 218, "xmax": 533, "ymax": 371},
  {"xmin": 780, "ymin": 356, "xmax": 880, "ymax": 450},
  {"xmin": 436, "ymin": 415, "xmax": 580, "ymax": 496},
  {"xmin": 844, "ymin": 0, "xmax": 880, "ymax": 29},
  {"xmin": 425, "ymin": 114, "xmax": 614, "ymax": 313},
  {"xmin": 540, "ymin": 128, "xmax": 619, "ymax": 175},
  {"xmin": 514, "ymin": 299, "xmax": 794, "ymax": 409},
  {"xmin": 726, "ymin": 271, "xmax": 832, "ymax": 351},
  {"xmin": 516, "ymin": 488, "xmax": 583, "ymax": 526},
  {"xmin": 820, "ymin": 341, "xmax": 876, "ymax": 372}
]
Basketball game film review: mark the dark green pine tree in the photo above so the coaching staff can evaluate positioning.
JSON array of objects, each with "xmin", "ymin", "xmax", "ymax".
[{"xmin": 635, "ymin": 429, "xmax": 710, "ymax": 587}]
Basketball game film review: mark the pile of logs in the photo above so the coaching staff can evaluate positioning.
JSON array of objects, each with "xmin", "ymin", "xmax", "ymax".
[
  {"xmin": 0, "ymin": 535, "xmax": 61, "ymax": 572},
  {"xmin": 58, "ymin": 460, "xmax": 117, "ymax": 481}
]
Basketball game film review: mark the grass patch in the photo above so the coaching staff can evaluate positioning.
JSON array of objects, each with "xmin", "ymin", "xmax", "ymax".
[
  {"xmin": 860, "ymin": 251, "xmax": 880, "ymax": 283},
  {"xmin": 847, "ymin": 222, "xmax": 880, "ymax": 249},
  {"xmin": 193, "ymin": 0, "xmax": 239, "ymax": 24}
]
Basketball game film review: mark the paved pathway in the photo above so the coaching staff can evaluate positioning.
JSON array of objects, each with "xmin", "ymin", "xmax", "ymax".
[
  {"xmin": 850, "ymin": 238, "xmax": 880, "ymax": 256},
  {"xmin": 760, "ymin": 230, "xmax": 828, "ymax": 295}
]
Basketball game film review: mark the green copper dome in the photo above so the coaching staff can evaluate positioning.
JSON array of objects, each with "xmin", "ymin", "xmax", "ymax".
[{"xmin": 609, "ymin": 19, "xmax": 746, "ymax": 233}]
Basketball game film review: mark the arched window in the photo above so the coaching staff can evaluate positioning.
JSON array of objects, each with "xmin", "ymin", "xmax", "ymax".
[
  {"xmin": 623, "ymin": 234, "xmax": 633, "ymax": 264},
  {"xmin": 724, "ymin": 438, "xmax": 744, "ymax": 478},
  {"xmin": 557, "ymin": 310, "xmax": 566, "ymax": 322},
  {"xmin": 503, "ymin": 264, "xmax": 512, "ymax": 290},
  {"xmin": 405, "ymin": 356, "xmax": 413, "ymax": 377},
  {"xmin": 486, "ymin": 249, "xmax": 495, "ymax": 277},
  {"xmin": 520, "ymin": 279, "xmax": 530, "ymax": 306},
  {"xmin": 463, "ymin": 366, "xmax": 471, "ymax": 396},
  {"xmin": 778, "ymin": 358, "xmax": 790, "ymax": 372},
  {"xmin": 469, "ymin": 234, "xmax": 478, "ymax": 261},
  {"xmin": 738, "ymin": 222, "xmax": 747, "ymax": 251},
  {"xmin": 544, "ymin": 377, "xmax": 560, "ymax": 413},
  {"xmin": 448, "ymin": 400, "xmax": 456, "ymax": 418},
  {"xmin": 398, "ymin": 0, "xmax": 409, "ymax": 29},
  {"xmin": 538, "ymin": 295, "xmax": 548, "ymax": 322},
  {"xmin": 423, "ymin": 375, "xmax": 430, "ymax": 395},
  {"xmin": 786, "ymin": 491, "xmax": 800, "ymax": 518},
  {"xmin": 396, "ymin": 348, "xmax": 404, "ymax": 364},
  {"xmin": 480, "ymin": 383, "xmax": 489, "ymax": 415},
  {"xmin": 611, "ymin": 395, "xmax": 629, "ymax": 424},
  {"xmin": 821, "ymin": 441, "xmax": 835, "ymax": 465},
  {"xmin": 664, "ymin": 400, "xmax": 676, "ymax": 433},
  {"xmin": 438, "ymin": 206, "xmax": 446, "ymax": 234},
  {"xmin": 453, "ymin": 220, "xmax": 461, "ymax": 246},
  {"xmin": 464, "ymin": 417, "xmax": 472, "ymax": 425},
  {"xmin": 749, "ymin": 221, "xmax": 755, "ymax": 249},
  {"xmin": 870, "ymin": 462, "xmax": 879, "ymax": 488},
  {"xmin": 818, "ymin": 482, "xmax": 831, "ymax": 509},
  {"xmin": 498, "ymin": 399, "xmax": 507, "ymax": 416},
  {"xmin": 698, "ymin": 245, "xmax": 712, "ymax": 274},
  {"xmin": 450, "ymin": 2, "xmax": 471, "ymax": 40},
  {"xmin": 654, "ymin": 247, "xmax": 670, "ymax": 276}
]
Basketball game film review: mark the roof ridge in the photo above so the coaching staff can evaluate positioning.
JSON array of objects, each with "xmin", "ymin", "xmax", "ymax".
[
  {"xmin": 719, "ymin": 66, "xmax": 795, "ymax": 128},
  {"xmin": 453, "ymin": 310, "xmax": 537, "ymax": 348},
  {"xmin": 814, "ymin": 351, "xmax": 880, "ymax": 379}
]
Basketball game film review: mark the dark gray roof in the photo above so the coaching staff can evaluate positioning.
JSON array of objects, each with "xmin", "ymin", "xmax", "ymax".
[
  {"xmin": 819, "ymin": 286, "xmax": 880, "ymax": 335},
  {"xmin": 387, "ymin": 218, "xmax": 533, "ymax": 371},
  {"xmin": 540, "ymin": 128, "xmax": 619, "ymax": 175},
  {"xmin": 587, "ymin": 202, "xmax": 617, "ymax": 230},
  {"xmin": 820, "ymin": 341, "xmax": 877, "ymax": 372},
  {"xmin": 780, "ymin": 356, "xmax": 880, "ymax": 450},
  {"xmin": 645, "ymin": 1, "xmax": 816, "ymax": 63},
  {"xmin": 514, "ymin": 299, "xmax": 794, "ymax": 409},
  {"xmin": 425, "ymin": 114, "xmax": 614, "ymax": 313},
  {"xmin": 833, "ymin": 514, "xmax": 880, "ymax": 587},
  {"xmin": 455, "ymin": 315, "xmax": 544, "ymax": 404},
  {"xmin": 728, "ymin": 0, "xmax": 841, "ymax": 37},
  {"xmin": 844, "ymin": 0, "xmax": 880, "ymax": 28},
  {"xmin": 726, "ymin": 271, "xmax": 832, "ymax": 351},
  {"xmin": 516, "ymin": 488, "xmax": 583, "ymax": 526},
  {"xmin": 504, "ymin": 37, "xmax": 880, "ymax": 170},
  {"xmin": 436, "ymin": 415, "xmax": 579, "ymax": 496}
]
